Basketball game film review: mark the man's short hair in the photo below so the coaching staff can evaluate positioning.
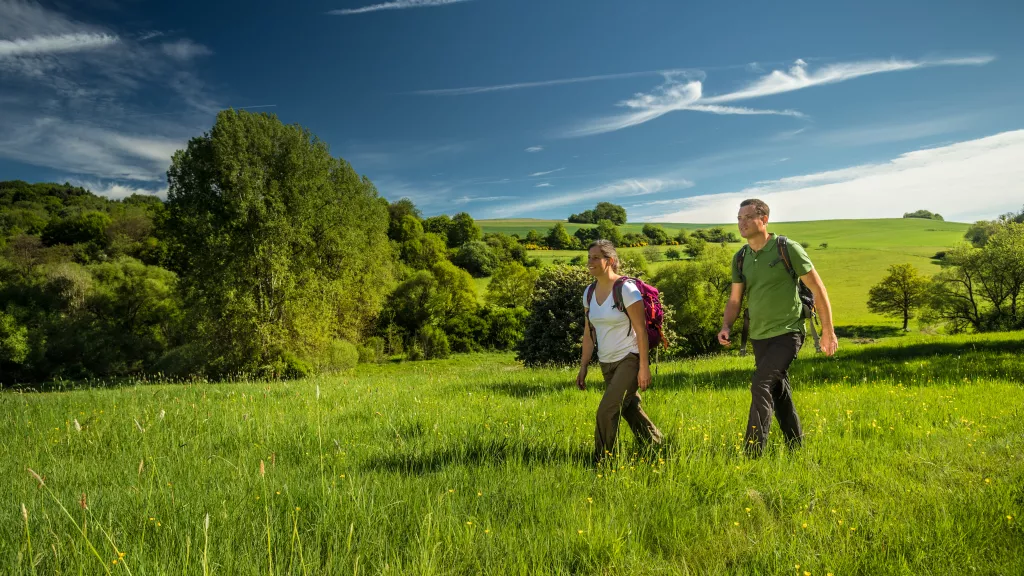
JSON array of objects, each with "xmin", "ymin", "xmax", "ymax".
[{"xmin": 740, "ymin": 198, "xmax": 770, "ymax": 218}]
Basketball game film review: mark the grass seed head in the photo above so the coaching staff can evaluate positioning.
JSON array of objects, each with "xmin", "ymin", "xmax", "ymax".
[{"xmin": 27, "ymin": 467, "xmax": 44, "ymax": 488}]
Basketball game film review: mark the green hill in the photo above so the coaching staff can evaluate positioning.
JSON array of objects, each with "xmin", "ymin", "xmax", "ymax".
[{"xmin": 480, "ymin": 218, "xmax": 971, "ymax": 329}]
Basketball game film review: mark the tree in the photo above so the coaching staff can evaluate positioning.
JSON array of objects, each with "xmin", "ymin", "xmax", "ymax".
[
  {"xmin": 651, "ymin": 246, "xmax": 734, "ymax": 356},
  {"xmin": 568, "ymin": 209, "xmax": 596, "ymax": 224},
  {"xmin": 674, "ymin": 228, "xmax": 690, "ymax": 245},
  {"xmin": 594, "ymin": 219, "xmax": 622, "ymax": 246},
  {"xmin": 593, "ymin": 202, "xmax": 627, "ymax": 225},
  {"xmin": 448, "ymin": 212, "xmax": 481, "ymax": 248},
  {"xmin": 402, "ymin": 232, "xmax": 448, "ymax": 271},
  {"xmin": 486, "ymin": 262, "xmax": 539, "ymax": 308},
  {"xmin": 452, "ymin": 240, "xmax": 500, "ymax": 277},
  {"xmin": 867, "ymin": 263, "xmax": 931, "ymax": 331},
  {"xmin": 484, "ymin": 232, "xmax": 528, "ymax": 265},
  {"xmin": 641, "ymin": 224, "xmax": 669, "ymax": 245},
  {"xmin": 387, "ymin": 198, "xmax": 422, "ymax": 241},
  {"xmin": 965, "ymin": 219, "xmax": 1006, "ymax": 247},
  {"xmin": 162, "ymin": 109, "xmax": 395, "ymax": 377},
  {"xmin": 524, "ymin": 229, "xmax": 542, "ymax": 246},
  {"xmin": 665, "ymin": 247, "xmax": 681, "ymax": 260},
  {"xmin": 545, "ymin": 222, "xmax": 574, "ymax": 250},
  {"xmin": 574, "ymin": 226, "xmax": 599, "ymax": 246},
  {"xmin": 423, "ymin": 214, "xmax": 452, "ymax": 244},
  {"xmin": 903, "ymin": 209, "xmax": 944, "ymax": 221},
  {"xmin": 926, "ymin": 224, "xmax": 1024, "ymax": 332},
  {"xmin": 517, "ymin": 265, "xmax": 593, "ymax": 366},
  {"xmin": 642, "ymin": 245, "xmax": 664, "ymax": 263},
  {"xmin": 41, "ymin": 211, "xmax": 111, "ymax": 249}
]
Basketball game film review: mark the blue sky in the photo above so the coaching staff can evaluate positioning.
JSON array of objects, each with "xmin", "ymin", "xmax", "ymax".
[{"xmin": 1, "ymin": 0, "xmax": 1022, "ymax": 223}]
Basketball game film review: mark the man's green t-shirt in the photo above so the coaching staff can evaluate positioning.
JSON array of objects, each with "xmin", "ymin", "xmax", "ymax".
[{"xmin": 731, "ymin": 234, "xmax": 814, "ymax": 341}]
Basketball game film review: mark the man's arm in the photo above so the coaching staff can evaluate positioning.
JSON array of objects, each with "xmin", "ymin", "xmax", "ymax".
[
  {"xmin": 800, "ymin": 269, "xmax": 838, "ymax": 356},
  {"xmin": 718, "ymin": 283, "xmax": 745, "ymax": 346}
]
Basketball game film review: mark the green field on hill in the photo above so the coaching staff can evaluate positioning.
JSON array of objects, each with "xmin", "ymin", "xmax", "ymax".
[
  {"xmin": 479, "ymin": 218, "xmax": 970, "ymax": 328},
  {"xmin": 5, "ymin": 332, "xmax": 1022, "ymax": 574}
]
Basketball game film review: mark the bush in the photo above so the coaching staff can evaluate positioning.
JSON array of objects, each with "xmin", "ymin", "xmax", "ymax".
[
  {"xmin": 484, "ymin": 306, "xmax": 529, "ymax": 350},
  {"xmin": 152, "ymin": 343, "xmax": 207, "ymax": 380},
  {"xmin": 452, "ymin": 240, "xmax": 499, "ymax": 277},
  {"xmin": 665, "ymin": 247, "xmax": 681, "ymax": 260},
  {"xmin": 318, "ymin": 339, "xmax": 359, "ymax": 373},
  {"xmin": 819, "ymin": 242, "xmax": 829, "ymax": 250},
  {"xmin": 641, "ymin": 224, "xmax": 669, "ymax": 245},
  {"xmin": 569, "ymin": 255, "xmax": 585, "ymax": 266},
  {"xmin": 621, "ymin": 232, "xmax": 647, "ymax": 247},
  {"xmin": 417, "ymin": 325, "xmax": 451, "ymax": 360},
  {"xmin": 642, "ymin": 245, "xmax": 664, "ymax": 262},
  {"xmin": 595, "ymin": 219, "xmax": 623, "ymax": 246},
  {"xmin": 651, "ymin": 246, "xmax": 733, "ymax": 356},
  {"xmin": 486, "ymin": 262, "xmax": 539, "ymax": 308},
  {"xmin": 620, "ymin": 252, "xmax": 650, "ymax": 278},
  {"xmin": 359, "ymin": 336, "xmax": 386, "ymax": 364},
  {"xmin": 545, "ymin": 222, "xmax": 574, "ymax": 250},
  {"xmin": 517, "ymin": 265, "xmax": 592, "ymax": 366}
]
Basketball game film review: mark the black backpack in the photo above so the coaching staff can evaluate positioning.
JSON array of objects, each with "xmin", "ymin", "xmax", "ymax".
[{"xmin": 733, "ymin": 235, "xmax": 820, "ymax": 354}]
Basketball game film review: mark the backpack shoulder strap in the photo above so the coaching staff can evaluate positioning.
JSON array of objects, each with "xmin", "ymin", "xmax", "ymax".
[
  {"xmin": 733, "ymin": 246, "xmax": 749, "ymax": 285},
  {"xmin": 611, "ymin": 276, "xmax": 631, "ymax": 312},
  {"xmin": 585, "ymin": 281, "xmax": 597, "ymax": 310},
  {"xmin": 776, "ymin": 235, "xmax": 797, "ymax": 279}
]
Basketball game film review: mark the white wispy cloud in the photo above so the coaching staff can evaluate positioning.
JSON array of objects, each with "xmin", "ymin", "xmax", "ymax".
[
  {"xmin": 415, "ymin": 69, "xmax": 670, "ymax": 96},
  {"xmin": 525, "ymin": 146, "xmax": 543, "ymax": 153},
  {"xmin": 492, "ymin": 177, "xmax": 695, "ymax": 216},
  {"xmin": 569, "ymin": 56, "xmax": 994, "ymax": 137},
  {"xmin": 529, "ymin": 167, "xmax": 564, "ymax": 177},
  {"xmin": 454, "ymin": 195, "xmax": 516, "ymax": 204},
  {"xmin": 702, "ymin": 56, "xmax": 993, "ymax": 105},
  {"xmin": 0, "ymin": 0, "xmax": 230, "ymax": 192},
  {"xmin": 329, "ymin": 0, "xmax": 474, "ymax": 16},
  {"xmin": 535, "ymin": 182, "xmax": 553, "ymax": 188},
  {"xmin": 69, "ymin": 179, "xmax": 167, "ymax": 200},
  {"xmin": 161, "ymin": 38, "xmax": 212, "ymax": 61},
  {"xmin": 0, "ymin": 32, "xmax": 117, "ymax": 57},
  {"xmin": 649, "ymin": 130, "xmax": 1024, "ymax": 223}
]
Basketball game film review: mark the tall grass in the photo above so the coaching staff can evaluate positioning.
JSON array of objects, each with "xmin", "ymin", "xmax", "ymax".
[{"xmin": 3, "ymin": 332, "xmax": 1022, "ymax": 574}]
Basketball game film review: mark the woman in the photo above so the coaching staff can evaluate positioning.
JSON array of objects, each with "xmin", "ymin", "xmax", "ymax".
[{"xmin": 577, "ymin": 239, "xmax": 663, "ymax": 464}]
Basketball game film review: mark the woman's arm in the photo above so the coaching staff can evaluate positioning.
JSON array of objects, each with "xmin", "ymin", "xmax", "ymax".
[
  {"xmin": 577, "ymin": 314, "xmax": 595, "ymax": 390},
  {"xmin": 625, "ymin": 301, "xmax": 650, "ymax": 390}
]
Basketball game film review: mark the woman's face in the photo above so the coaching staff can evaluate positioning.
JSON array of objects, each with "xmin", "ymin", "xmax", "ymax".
[{"xmin": 587, "ymin": 247, "xmax": 612, "ymax": 277}]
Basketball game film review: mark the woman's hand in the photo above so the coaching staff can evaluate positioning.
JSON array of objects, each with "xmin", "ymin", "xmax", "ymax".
[
  {"xmin": 638, "ymin": 363, "xmax": 651, "ymax": 391},
  {"xmin": 576, "ymin": 367, "xmax": 588, "ymax": 390}
]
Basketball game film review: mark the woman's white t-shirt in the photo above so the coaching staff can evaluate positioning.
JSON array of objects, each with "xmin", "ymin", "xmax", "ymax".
[{"xmin": 583, "ymin": 280, "xmax": 643, "ymax": 363}]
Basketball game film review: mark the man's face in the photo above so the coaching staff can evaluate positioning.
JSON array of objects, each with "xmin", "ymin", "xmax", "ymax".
[{"xmin": 737, "ymin": 205, "xmax": 768, "ymax": 239}]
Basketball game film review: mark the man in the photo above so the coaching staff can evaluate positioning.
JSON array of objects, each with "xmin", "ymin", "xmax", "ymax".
[{"xmin": 718, "ymin": 199, "xmax": 838, "ymax": 457}]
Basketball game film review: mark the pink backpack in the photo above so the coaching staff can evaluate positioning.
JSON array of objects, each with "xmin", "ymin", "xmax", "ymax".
[{"xmin": 585, "ymin": 277, "xmax": 669, "ymax": 350}]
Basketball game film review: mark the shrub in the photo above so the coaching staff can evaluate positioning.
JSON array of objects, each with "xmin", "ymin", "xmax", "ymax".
[
  {"xmin": 819, "ymin": 242, "xmax": 829, "ymax": 249},
  {"xmin": 651, "ymin": 246, "xmax": 733, "ymax": 356},
  {"xmin": 358, "ymin": 336, "xmax": 386, "ymax": 364},
  {"xmin": 517, "ymin": 265, "xmax": 592, "ymax": 366},
  {"xmin": 642, "ymin": 245, "xmax": 664, "ymax": 262},
  {"xmin": 665, "ymin": 247, "xmax": 681, "ymax": 260},
  {"xmin": 452, "ymin": 240, "xmax": 499, "ymax": 277},
  {"xmin": 800, "ymin": 241, "xmax": 810, "ymax": 249},
  {"xmin": 486, "ymin": 262, "xmax": 539, "ymax": 308},
  {"xmin": 417, "ymin": 325, "xmax": 451, "ymax": 360},
  {"xmin": 152, "ymin": 343, "xmax": 207, "ymax": 380},
  {"xmin": 641, "ymin": 224, "xmax": 669, "ymax": 245},
  {"xmin": 620, "ymin": 252, "xmax": 650, "ymax": 278},
  {"xmin": 318, "ymin": 339, "xmax": 359, "ymax": 373}
]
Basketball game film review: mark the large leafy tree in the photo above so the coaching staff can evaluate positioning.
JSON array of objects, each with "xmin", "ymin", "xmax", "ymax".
[
  {"xmin": 593, "ymin": 202, "xmax": 627, "ymax": 225},
  {"xmin": 162, "ymin": 109, "xmax": 394, "ymax": 376},
  {"xmin": 867, "ymin": 263, "xmax": 931, "ymax": 331}
]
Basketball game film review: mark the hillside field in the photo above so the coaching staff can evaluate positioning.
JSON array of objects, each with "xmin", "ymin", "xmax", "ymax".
[
  {"xmin": 479, "ymin": 218, "xmax": 970, "ymax": 328},
  {"xmin": 4, "ymin": 332, "xmax": 1022, "ymax": 574}
]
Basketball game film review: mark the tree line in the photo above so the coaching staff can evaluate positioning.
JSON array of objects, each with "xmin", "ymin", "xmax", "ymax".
[{"xmin": 1, "ymin": 110, "xmax": 1018, "ymax": 384}]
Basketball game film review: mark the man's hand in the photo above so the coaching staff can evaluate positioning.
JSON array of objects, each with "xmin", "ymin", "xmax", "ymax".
[
  {"xmin": 820, "ymin": 330, "xmax": 838, "ymax": 356},
  {"xmin": 576, "ymin": 367, "xmax": 588, "ymax": 390},
  {"xmin": 638, "ymin": 364, "xmax": 651, "ymax": 391},
  {"xmin": 717, "ymin": 327, "xmax": 731, "ymax": 346}
]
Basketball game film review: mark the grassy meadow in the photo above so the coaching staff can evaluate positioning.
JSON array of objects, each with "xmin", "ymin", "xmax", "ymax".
[
  {"xmin": 479, "ymin": 218, "xmax": 970, "ymax": 327},
  {"xmin": 4, "ymin": 331, "xmax": 1023, "ymax": 574}
]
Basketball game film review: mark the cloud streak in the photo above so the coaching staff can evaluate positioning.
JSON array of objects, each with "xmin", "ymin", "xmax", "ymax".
[
  {"xmin": 0, "ymin": 32, "xmax": 118, "ymax": 57},
  {"xmin": 569, "ymin": 56, "xmax": 994, "ymax": 137},
  {"xmin": 329, "ymin": 0, "xmax": 474, "ymax": 16},
  {"xmin": 529, "ymin": 167, "xmax": 564, "ymax": 177},
  {"xmin": 415, "ymin": 69, "xmax": 671, "ymax": 96},
  {"xmin": 648, "ymin": 130, "xmax": 1024, "ymax": 223},
  {"xmin": 525, "ymin": 146, "xmax": 543, "ymax": 153}
]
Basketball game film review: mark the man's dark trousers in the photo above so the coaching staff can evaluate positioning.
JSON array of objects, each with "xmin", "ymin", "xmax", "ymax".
[{"xmin": 745, "ymin": 332, "xmax": 804, "ymax": 456}]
